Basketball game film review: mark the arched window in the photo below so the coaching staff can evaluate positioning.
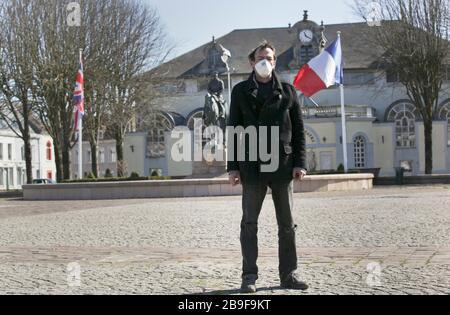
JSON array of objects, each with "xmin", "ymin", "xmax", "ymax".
[
  {"xmin": 187, "ymin": 110, "xmax": 204, "ymax": 130},
  {"xmin": 387, "ymin": 102, "xmax": 418, "ymax": 148},
  {"xmin": 208, "ymin": 48, "xmax": 220, "ymax": 69},
  {"xmin": 305, "ymin": 130, "xmax": 317, "ymax": 145},
  {"xmin": 46, "ymin": 141, "xmax": 52, "ymax": 160},
  {"xmin": 353, "ymin": 136, "xmax": 366, "ymax": 168},
  {"xmin": 144, "ymin": 112, "xmax": 174, "ymax": 158},
  {"xmin": 438, "ymin": 101, "xmax": 450, "ymax": 146}
]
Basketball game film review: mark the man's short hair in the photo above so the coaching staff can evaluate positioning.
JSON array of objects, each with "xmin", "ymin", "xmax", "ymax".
[{"xmin": 248, "ymin": 41, "xmax": 277, "ymax": 62}]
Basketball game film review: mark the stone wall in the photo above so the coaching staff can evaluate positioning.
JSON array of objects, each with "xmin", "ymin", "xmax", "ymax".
[{"xmin": 23, "ymin": 174, "xmax": 374, "ymax": 200}]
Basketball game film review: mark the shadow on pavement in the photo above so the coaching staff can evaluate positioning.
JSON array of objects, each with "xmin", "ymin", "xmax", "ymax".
[{"xmin": 188, "ymin": 286, "xmax": 289, "ymax": 295}]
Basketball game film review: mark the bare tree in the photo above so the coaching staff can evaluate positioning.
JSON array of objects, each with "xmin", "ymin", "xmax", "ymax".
[
  {"xmin": 29, "ymin": 0, "xmax": 82, "ymax": 181},
  {"xmin": 0, "ymin": 0, "xmax": 40, "ymax": 184},
  {"xmin": 73, "ymin": 0, "xmax": 173, "ymax": 178},
  {"xmin": 355, "ymin": 0, "xmax": 450, "ymax": 174},
  {"xmin": 80, "ymin": 1, "xmax": 117, "ymax": 178},
  {"xmin": 1, "ymin": 0, "xmax": 172, "ymax": 181},
  {"xmin": 104, "ymin": 0, "xmax": 173, "ymax": 177}
]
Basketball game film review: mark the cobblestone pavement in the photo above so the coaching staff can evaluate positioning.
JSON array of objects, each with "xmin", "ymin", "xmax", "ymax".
[{"xmin": 0, "ymin": 185, "xmax": 449, "ymax": 295}]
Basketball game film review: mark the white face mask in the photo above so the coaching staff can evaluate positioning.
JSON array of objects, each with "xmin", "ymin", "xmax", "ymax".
[{"xmin": 255, "ymin": 59, "xmax": 273, "ymax": 78}]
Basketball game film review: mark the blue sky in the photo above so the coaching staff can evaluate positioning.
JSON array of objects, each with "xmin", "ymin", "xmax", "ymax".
[{"xmin": 145, "ymin": 0, "xmax": 363, "ymax": 60}]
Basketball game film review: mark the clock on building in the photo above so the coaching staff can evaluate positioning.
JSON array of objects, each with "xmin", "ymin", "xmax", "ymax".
[{"xmin": 299, "ymin": 29, "xmax": 314, "ymax": 44}]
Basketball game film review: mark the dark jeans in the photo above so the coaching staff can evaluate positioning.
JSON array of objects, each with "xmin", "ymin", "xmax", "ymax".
[{"xmin": 240, "ymin": 180, "xmax": 297, "ymax": 281}]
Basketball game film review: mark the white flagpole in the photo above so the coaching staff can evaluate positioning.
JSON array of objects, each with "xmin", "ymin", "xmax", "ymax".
[
  {"xmin": 340, "ymin": 84, "xmax": 348, "ymax": 173},
  {"xmin": 78, "ymin": 48, "xmax": 83, "ymax": 179},
  {"xmin": 337, "ymin": 32, "xmax": 348, "ymax": 173},
  {"xmin": 78, "ymin": 112, "xmax": 83, "ymax": 179}
]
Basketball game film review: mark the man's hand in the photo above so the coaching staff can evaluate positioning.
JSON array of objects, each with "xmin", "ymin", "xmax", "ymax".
[
  {"xmin": 229, "ymin": 171, "xmax": 241, "ymax": 186},
  {"xmin": 293, "ymin": 168, "xmax": 307, "ymax": 181}
]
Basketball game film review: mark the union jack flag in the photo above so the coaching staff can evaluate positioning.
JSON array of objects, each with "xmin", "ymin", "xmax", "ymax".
[{"xmin": 73, "ymin": 53, "xmax": 84, "ymax": 131}]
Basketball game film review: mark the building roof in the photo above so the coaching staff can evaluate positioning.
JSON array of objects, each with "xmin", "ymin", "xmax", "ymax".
[
  {"xmin": 152, "ymin": 21, "xmax": 383, "ymax": 79},
  {"xmin": 0, "ymin": 101, "xmax": 48, "ymax": 135}
]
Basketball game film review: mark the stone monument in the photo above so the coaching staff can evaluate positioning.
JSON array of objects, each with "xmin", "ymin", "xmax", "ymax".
[{"xmin": 192, "ymin": 72, "xmax": 228, "ymax": 177}]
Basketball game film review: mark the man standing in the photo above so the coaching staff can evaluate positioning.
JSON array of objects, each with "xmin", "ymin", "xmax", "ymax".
[{"xmin": 227, "ymin": 41, "xmax": 308, "ymax": 293}]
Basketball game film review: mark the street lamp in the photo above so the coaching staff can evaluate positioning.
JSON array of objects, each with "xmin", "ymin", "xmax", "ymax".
[{"xmin": 220, "ymin": 48, "xmax": 232, "ymax": 114}]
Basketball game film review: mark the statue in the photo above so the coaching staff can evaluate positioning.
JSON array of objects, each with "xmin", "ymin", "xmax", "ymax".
[
  {"xmin": 207, "ymin": 71, "xmax": 225, "ymax": 96},
  {"xmin": 203, "ymin": 72, "xmax": 227, "ymax": 145},
  {"xmin": 307, "ymin": 150, "xmax": 317, "ymax": 172}
]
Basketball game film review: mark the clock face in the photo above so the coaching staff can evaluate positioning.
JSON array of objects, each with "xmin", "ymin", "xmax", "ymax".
[{"xmin": 299, "ymin": 29, "xmax": 313, "ymax": 43}]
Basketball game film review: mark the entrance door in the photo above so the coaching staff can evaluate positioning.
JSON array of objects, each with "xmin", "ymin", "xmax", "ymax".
[{"xmin": 320, "ymin": 152, "xmax": 333, "ymax": 170}]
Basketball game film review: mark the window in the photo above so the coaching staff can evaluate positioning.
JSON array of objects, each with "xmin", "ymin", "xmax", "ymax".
[
  {"xmin": 387, "ymin": 102, "xmax": 418, "ymax": 148},
  {"xmin": 87, "ymin": 150, "xmax": 91, "ymax": 163},
  {"xmin": 9, "ymin": 167, "xmax": 13, "ymax": 185},
  {"xmin": 0, "ymin": 168, "xmax": 4, "ymax": 186},
  {"xmin": 353, "ymin": 136, "xmax": 366, "ymax": 168},
  {"xmin": 21, "ymin": 146, "xmax": 25, "ymax": 161},
  {"xmin": 8, "ymin": 144, "xmax": 12, "ymax": 160},
  {"xmin": 344, "ymin": 71, "xmax": 375, "ymax": 85},
  {"xmin": 99, "ymin": 149, "xmax": 105, "ymax": 163},
  {"xmin": 208, "ymin": 48, "xmax": 220, "ymax": 69},
  {"xmin": 299, "ymin": 45, "xmax": 315, "ymax": 64},
  {"xmin": 145, "ymin": 112, "xmax": 174, "ymax": 158},
  {"xmin": 110, "ymin": 150, "xmax": 117, "ymax": 163},
  {"xmin": 17, "ymin": 168, "xmax": 22, "ymax": 186},
  {"xmin": 0, "ymin": 143, "xmax": 3, "ymax": 160},
  {"xmin": 438, "ymin": 102, "xmax": 450, "ymax": 146},
  {"xmin": 46, "ymin": 141, "xmax": 52, "ymax": 160}
]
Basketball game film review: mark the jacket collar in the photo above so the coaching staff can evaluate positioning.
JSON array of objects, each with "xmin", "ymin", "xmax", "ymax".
[{"xmin": 246, "ymin": 71, "xmax": 283, "ymax": 98}]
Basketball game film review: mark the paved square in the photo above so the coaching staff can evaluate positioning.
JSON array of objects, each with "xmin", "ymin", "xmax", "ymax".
[{"xmin": 0, "ymin": 185, "xmax": 449, "ymax": 295}]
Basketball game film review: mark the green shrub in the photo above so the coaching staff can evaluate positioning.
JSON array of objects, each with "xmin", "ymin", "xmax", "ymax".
[
  {"xmin": 129, "ymin": 172, "xmax": 140, "ymax": 179},
  {"xmin": 151, "ymin": 170, "xmax": 160, "ymax": 177},
  {"xmin": 104, "ymin": 169, "xmax": 113, "ymax": 178}
]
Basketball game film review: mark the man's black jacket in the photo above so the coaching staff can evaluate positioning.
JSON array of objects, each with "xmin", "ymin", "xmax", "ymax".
[{"xmin": 226, "ymin": 72, "xmax": 307, "ymax": 184}]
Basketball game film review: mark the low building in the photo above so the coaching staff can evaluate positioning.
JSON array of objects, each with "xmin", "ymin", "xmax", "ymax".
[
  {"xmin": 70, "ymin": 139, "xmax": 118, "ymax": 179},
  {"xmin": 0, "ymin": 122, "xmax": 56, "ymax": 190}
]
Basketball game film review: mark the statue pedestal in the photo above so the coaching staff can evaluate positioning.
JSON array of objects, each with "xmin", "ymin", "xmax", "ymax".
[{"xmin": 192, "ymin": 146, "xmax": 227, "ymax": 178}]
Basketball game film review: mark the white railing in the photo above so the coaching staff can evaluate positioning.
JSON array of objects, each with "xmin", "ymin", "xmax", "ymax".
[{"xmin": 302, "ymin": 105, "xmax": 374, "ymax": 119}]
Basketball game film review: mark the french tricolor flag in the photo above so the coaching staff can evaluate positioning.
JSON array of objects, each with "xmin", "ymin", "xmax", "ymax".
[
  {"xmin": 293, "ymin": 36, "xmax": 343, "ymax": 97},
  {"xmin": 73, "ymin": 54, "xmax": 85, "ymax": 131}
]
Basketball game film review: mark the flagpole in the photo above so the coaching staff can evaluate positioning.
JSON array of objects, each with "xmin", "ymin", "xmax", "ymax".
[
  {"xmin": 78, "ymin": 48, "xmax": 83, "ymax": 180},
  {"xmin": 337, "ymin": 31, "xmax": 348, "ymax": 173}
]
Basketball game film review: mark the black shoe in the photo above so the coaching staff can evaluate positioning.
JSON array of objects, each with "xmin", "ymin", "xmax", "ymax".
[
  {"xmin": 280, "ymin": 273, "xmax": 309, "ymax": 291},
  {"xmin": 240, "ymin": 274, "xmax": 257, "ymax": 293}
]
